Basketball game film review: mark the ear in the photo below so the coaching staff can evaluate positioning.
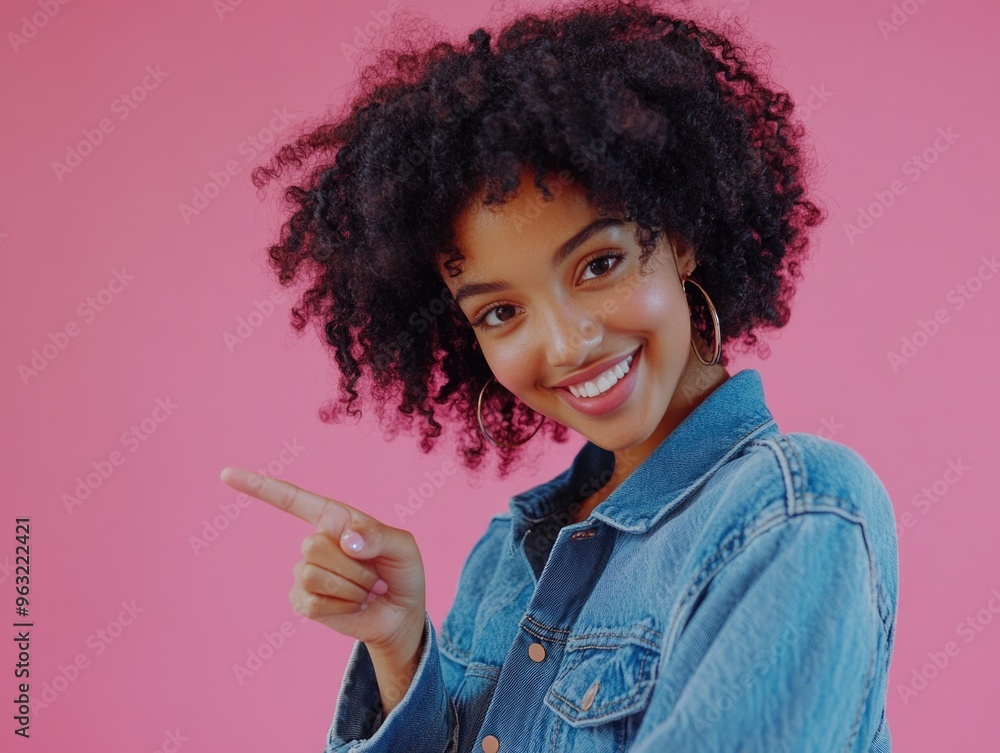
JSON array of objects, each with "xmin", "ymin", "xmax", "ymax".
[{"xmin": 668, "ymin": 234, "xmax": 697, "ymax": 278}]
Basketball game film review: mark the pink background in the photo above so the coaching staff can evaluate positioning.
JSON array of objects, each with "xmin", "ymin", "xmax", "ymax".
[{"xmin": 2, "ymin": 0, "xmax": 997, "ymax": 749}]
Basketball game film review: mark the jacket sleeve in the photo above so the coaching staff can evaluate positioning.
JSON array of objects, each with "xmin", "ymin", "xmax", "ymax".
[
  {"xmin": 631, "ymin": 510, "xmax": 893, "ymax": 753},
  {"xmin": 323, "ymin": 611, "xmax": 461, "ymax": 752}
]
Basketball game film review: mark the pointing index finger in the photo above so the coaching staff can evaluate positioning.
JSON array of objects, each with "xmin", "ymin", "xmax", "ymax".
[{"xmin": 219, "ymin": 467, "xmax": 348, "ymax": 536}]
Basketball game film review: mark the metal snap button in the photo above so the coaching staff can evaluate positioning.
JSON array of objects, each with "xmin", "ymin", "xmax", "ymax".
[
  {"xmin": 581, "ymin": 679, "xmax": 600, "ymax": 710},
  {"xmin": 481, "ymin": 734, "xmax": 500, "ymax": 752},
  {"xmin": 528, "ymin": 642, "xmax": 546, "ymax": 662}
]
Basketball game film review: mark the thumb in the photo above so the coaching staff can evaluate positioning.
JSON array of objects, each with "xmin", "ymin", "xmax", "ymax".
[{"xmin": 321, "ymin": 508, "xmax": 413, "ymax": 566}]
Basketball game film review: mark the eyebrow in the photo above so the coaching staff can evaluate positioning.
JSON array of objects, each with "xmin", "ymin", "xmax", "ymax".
[{"xmin": 452, "ymin": 217, "xmax": 626, "ymax": 308}]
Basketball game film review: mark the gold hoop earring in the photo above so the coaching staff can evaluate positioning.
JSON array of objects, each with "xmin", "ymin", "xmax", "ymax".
[
  {"xmin": 476, "ymin": 376, "xmax": 546, "ymax": 448},
  {"xmin": 682, "ymin": 276, "xmax": 722, "ymax": 366}
]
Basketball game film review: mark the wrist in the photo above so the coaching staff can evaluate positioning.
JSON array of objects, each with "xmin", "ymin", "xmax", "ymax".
[
  {"xmin": 365, "ymin": 616, "xmax": 427, "ymax": 716},
  {"xmin": 367, "ymin": 614, "xmax": 426, "ymax": 665}
]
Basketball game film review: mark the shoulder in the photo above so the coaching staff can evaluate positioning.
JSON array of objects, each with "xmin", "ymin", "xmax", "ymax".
[
  {"xmin": 719, "ymin": 430, "xmax": 896, "ymax": 533},
  {"xmin": 700, "ymin": 430, "xmax": 899, "ymax": 629}
]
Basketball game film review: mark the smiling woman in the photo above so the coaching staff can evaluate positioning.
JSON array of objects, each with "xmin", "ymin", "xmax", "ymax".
[
  {"xmin": 250, "ymin": 0, "xmax": 823, "ymax": 480},
  {"xmin": 245, "ymin": 1, "xmax": 898, "ymax": 751},
  {"xmin": 441, "ymin": 167, "xmax": 731, "ymax": 511}
]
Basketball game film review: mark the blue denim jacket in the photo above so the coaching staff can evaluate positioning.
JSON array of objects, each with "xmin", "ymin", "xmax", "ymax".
[{"xmin": 325, "ymin": 368, "xmax": 899, "ymax": 752}]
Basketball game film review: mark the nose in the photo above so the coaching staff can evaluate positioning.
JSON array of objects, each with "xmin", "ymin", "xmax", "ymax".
[{"xmin": 539, "ymin": 298, "xmax": 603, "ymax": 369}]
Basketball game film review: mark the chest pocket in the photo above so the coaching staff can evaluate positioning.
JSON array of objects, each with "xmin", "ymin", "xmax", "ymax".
[{"xmin": 544, "ymin": 615, "xmax": 662, "ymax": 738}]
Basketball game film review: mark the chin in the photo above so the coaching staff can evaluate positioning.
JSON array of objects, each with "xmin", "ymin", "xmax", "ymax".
[{"xmin": 580, "ymin": 424, "xmax": 648, "ymax": 454}]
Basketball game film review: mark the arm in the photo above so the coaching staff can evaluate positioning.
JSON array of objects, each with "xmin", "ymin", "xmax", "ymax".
[
  {"xmin": 324, "ymin": 514, "xmax": 509, "ymax": 752},
  {"xmin": 631, "ymin": 510, "xmax": 891, "ymax": 753},
  {"xmin": 324, "ymin": 611, "xmax": 460, "ymax": 753},
  {"xmin": 368, "ymin": 622, "xmax": 425, "ymax": 718}
]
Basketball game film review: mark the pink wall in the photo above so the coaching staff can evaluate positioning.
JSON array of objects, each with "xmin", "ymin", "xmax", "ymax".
[{"xmin": 1, "ymin": 0, "xmax": 996, "ymax": 749}]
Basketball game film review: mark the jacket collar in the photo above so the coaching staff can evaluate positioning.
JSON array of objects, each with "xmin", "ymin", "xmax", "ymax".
[{"xmin": 507, "ymin": 368, "xmax": 778, "ymax": 538}]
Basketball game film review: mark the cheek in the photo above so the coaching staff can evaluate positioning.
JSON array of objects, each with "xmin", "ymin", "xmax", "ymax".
[
  {"xmin": 613, "ymin": 270, "xmax": 688, "ymax": 343},
  {"xmin": 478, "ymin": 341, "xmax": 531, "ymax": 393}
]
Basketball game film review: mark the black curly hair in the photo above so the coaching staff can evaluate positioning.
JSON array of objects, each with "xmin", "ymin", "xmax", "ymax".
[{"xmin": 250, "ymin": 0, "xmax": 825, "ymax": 480}]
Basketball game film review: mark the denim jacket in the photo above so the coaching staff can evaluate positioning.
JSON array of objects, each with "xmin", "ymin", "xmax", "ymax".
[{"xmin": 325, "ymin": 368, "xmax": 899, "ymax": 752}]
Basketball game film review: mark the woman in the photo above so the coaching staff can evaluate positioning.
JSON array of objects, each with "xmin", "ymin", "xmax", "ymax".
[{"xmin": 221, "ymin": 1, "xmax": 899, "ymax": 750}]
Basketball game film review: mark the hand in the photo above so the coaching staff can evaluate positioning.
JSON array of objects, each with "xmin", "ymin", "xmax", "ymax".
[{"xmin": 219, "ymin": 467, "xmax": 427, "ymax": 653}]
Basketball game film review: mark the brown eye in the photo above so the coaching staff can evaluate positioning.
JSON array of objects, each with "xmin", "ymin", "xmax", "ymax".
[
  {"xmin": 473, "ymin": 303, "xmax": 518, "ymax": 330},
  {"xmin": 580, "ymin": 252, "xmax": 625, "ymax": 283}
]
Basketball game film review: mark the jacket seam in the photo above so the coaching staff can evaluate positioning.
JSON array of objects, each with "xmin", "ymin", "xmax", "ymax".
[
  {"xmin": 755, "ymin": 434, "xmax": 894, "ymax": 636},
  {"xmin": 445, "ymin": 693, "xmax": 460, "ymax": 752},
  {"xmin": 439, "ymin": 627, "xmax": 472, "ymax": 664}
]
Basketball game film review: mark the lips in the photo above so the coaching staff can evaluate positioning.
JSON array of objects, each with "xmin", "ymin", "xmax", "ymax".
[
  {"xmin": 553, "ymin": 344, "xmax": 642, "ymax": 417},
  {"xmin": 551, "ymin": 345, "xmax": 642, "ymax": 389}
]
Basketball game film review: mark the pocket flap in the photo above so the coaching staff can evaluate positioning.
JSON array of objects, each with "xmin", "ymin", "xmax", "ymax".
[{"xmin": 544, "ymin": 617, "xmax": 662, "ymax": 727}]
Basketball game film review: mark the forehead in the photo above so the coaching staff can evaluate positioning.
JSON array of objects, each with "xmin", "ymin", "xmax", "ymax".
[{"xmin": 446, "ymin": 171, "xmax": 597, "ymax": 276}]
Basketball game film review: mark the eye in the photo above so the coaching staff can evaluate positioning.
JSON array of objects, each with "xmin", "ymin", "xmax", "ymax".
[
  {"xmin": 470, "ymin": 251, "xmax": 626, "ymax": 332},
  {"xmin": 472, "ymin": 303, "xmax": 518, "ymax": 330},
  {"xmin": 580, "ymin": 251, "xmax": 626, "ymax": 283}
]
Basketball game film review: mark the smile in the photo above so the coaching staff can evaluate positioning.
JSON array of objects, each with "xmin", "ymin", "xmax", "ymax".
[
  {"xmin": 555, "ymin": 345, "xmax": 642, "ymax": 417},
  {"xmin": 565, "ymin": 352, "xmax": 634, "ymax": 398}
]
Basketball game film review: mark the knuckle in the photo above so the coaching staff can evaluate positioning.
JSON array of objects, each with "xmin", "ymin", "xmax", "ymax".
[
  {"xmin": 295, "ymin": 592, "xmax": 319, "ymax": 617},
  {"xmin": 325, "ymin": 572, "xmax": 344, "ymax": 595},
  {"xmin": 300, "ymin": 563, "xmax": 323, "ymax": 591},
  {"xmin": 300, "ymin": 532, "xmax": 326, "ymax": 558}
]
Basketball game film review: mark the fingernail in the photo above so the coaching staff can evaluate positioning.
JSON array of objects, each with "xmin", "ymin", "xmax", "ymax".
[
  {"xmin": 371, "ymin": 579, "xmax": 389, "ymax": 595},
  {"xmin": 341, "ymin": 529, "xmax": 365, "ymax": 552},
  {"xmin": 366, "ymin": 590, "xmax": 378, "ymax": 603}
]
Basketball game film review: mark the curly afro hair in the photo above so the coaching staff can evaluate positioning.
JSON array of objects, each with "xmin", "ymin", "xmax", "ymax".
[{"xmin": 250, "ymin": 0, "xmax": 826, "ymax": 480}]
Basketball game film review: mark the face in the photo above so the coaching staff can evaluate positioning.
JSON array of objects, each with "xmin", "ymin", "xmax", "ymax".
[{"xmin": 440, "ymin": 167, "xmax": 729, "ymax": 474}]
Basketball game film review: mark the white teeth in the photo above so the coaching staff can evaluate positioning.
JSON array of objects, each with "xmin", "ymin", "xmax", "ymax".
[{"xmin": 567, "ymin": 353, "xmax": 635, "ymax": 399}]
